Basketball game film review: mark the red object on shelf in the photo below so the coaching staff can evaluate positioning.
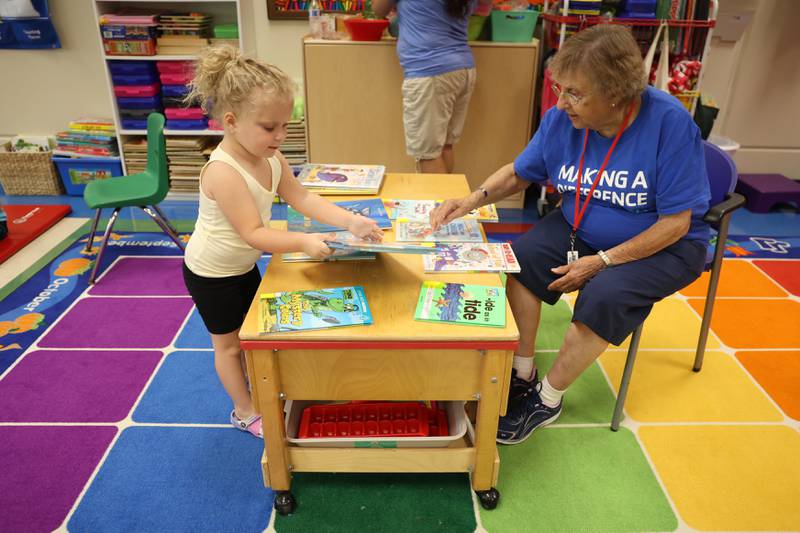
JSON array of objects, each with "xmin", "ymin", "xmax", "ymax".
[
  {"xmin": 343, "ymin": 17, "xmax": 389, "ymax": 41},
  {"xmin": 297, "ymin": 402, "xmax": 451, "ymax": 439},
  {"xmin": 114, "ymin": 83, "xmax": 161, "ymax": 97},
  {"xmin": 164, "ymin": 107, "xmax": 205, "ymax": 120}
]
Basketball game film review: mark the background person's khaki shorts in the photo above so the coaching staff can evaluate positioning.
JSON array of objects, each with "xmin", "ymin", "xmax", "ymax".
[{"xmin": 401, "ymin": 67, "xmax": 477, "ymax": 160}]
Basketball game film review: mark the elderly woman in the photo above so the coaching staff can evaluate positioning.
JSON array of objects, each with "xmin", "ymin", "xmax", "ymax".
[{"xmin": 430, "ymin": 24, "xmax": 710, "ymax": 445}]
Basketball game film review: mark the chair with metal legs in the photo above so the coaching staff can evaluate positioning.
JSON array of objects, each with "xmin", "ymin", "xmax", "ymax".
[
  {"xmin": 83, "ymin": 113, "xmax": 184, "ymax": 284},
  {"xmin": 610, "ymin": 141, "xmax": 746, "ymax": 431}
]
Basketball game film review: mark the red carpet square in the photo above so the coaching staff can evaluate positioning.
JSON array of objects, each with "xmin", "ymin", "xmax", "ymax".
[
  {"xmin": 753, "ymin": 260, "xmax": 800, "ymax": 296},
  {"xmin": 38, "ymin": 297, "xmax": 193, "ymax": 349},
  {"xmin": 89, "ymin": 257, "xmax": 188, "ymax": 296},
  {"xmin": 0, "ymin": 350, "xmax": 162, "ymax": 423}
]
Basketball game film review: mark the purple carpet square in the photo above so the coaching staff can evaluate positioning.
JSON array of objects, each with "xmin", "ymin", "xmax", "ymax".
[
  {"xmin": 38, "ymin": 297, "xmax": 193, "ymax": 349},
  {"xmin": 89, "ymin": 257, "xmax": 188, "ymax": 296},
  {"xmin": 0, "ymin": 425, "xmax": 116, "ymax": 533},
  {"xmin": 0, "ymin": 350, "xmax": 162, "ymax": 423}
]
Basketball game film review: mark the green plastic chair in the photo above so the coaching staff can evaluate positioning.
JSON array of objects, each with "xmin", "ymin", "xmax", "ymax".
[{"xmin": 83, "ymin": 113, "xmax": 184, "ymax": 284}]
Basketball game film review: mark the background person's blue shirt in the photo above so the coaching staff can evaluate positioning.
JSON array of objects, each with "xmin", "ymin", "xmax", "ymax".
[
  {"xmin": 514, "ymin": 87, "xmax": 711, "ymax": 251},
  {"xmin": 396, "ymin": 0, "xmax": 474, "ymax": 78}
]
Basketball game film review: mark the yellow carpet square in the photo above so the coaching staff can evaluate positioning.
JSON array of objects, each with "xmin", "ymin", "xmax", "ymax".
[
  {"xmin": 640, "ymin": 426, "xmax": 800, "ymax": 531},
  {"xmin": 617, "ymin": 298, "xmax": 721, "ymax": 350},
  {"xmin": 600, "ymin": 350, "xmax": 782, "ymax": 422}
]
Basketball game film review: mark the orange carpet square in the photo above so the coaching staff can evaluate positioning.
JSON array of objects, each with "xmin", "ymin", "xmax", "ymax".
[
  {"xmin": 680, "ymin": 259, "xmax": 787, "ymax": 297},
  {"xmin": 687, "ymin": 298, "xmax": 800, "ymax": 349},
  {"xmin": 753, "ymin": 260, "xmax": 800, "ymax": 296},
  {"xmin": 737, "ymin": 350, "xmax": 800, "ymax": 420}
]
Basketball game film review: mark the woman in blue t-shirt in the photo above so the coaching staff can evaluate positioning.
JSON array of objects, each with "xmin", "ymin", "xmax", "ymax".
[
  {"xmin": 373, "ymin": 0, "xmax": 489, "ymax": 173},
  {"xmin": 430, "ymin": 24, "xmax": 711, "ymax": 445}
]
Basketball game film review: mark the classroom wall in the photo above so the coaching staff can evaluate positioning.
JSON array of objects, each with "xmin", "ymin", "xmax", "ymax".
[{"xmin": 1, "ymin": 0, "xmax": 798, "ymax": 178}]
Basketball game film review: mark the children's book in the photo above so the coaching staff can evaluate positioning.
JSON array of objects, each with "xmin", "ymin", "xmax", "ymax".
[
  {"xmin": 297, "ymin": 164, "xmax": 385, "ymax": 194},
  {"xmin": 386, "ymin": 199, "xmax": 499, "ymax": 223},
  {"xmin": 394, "ymin": 220, "xmax": 483, "ymax": 243},
  {"xmin": 422, "ymin": 243, "xmax": 521, "ymax": 273},
  {"xmin": 281, "ymin": 230, "xmax": 377, "ymax": 262},
  {"xmin": 413, "ymin": 282, "xmax": 506, "ymax": 328},
  {"xmin": 287, "ymin": 198, "xmax": 392, "ymax": 233},
  {"xmin": 324, "ymin": 240, "xmax": 441, "ymax": 255},
  {"xmin": 259, "ymin": 286, "xmax": 373, "ymax": 334}
]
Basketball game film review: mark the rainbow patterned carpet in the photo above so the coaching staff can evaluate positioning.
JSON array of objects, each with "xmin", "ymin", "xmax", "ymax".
[{"xmin": 0, "ymin": 229, "xmax": 798, "ymax": 532}]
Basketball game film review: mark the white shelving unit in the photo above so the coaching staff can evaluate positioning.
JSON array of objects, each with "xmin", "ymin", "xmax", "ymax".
[{"xmin": 92, "ymin": 0, "xmax": 243, "ymax": 184}]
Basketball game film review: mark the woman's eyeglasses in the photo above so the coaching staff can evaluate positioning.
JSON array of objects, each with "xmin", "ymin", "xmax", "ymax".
[{"xmin": 551, "ymin": 84, "xmax": 586, "ymax": 106}]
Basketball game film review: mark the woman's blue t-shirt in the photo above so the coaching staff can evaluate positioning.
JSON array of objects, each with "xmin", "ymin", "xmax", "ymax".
[
  {"xmin": 514, "ymin": 87, "xmax": 711, "ymax": 251},
  {"xmin": 396, "ymin": 0, "xmax": 474, "ymax": 78}
]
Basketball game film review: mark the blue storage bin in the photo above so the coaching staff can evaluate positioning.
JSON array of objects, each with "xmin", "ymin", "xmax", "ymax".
[
  {"xmin": 162, "ymin": 84, "xmax": 190, "ymax": 98},
  {"xmin": 120, "ymin": 118, "xmax": 149, "ymax": 130},
  {"xmin": 108, "ymin": 60, "xmax": 155, "ymax": 75},
  {"xmin": 0, "ymin": 20, "xmax": 17, "ymax": 46},
  {"xmin": 117, "ymin": 95, "xmax": 162, "ymax": 109},
  {"xmin": 167, "ymin": 118, "xmax": 208, "ymax": 130},
  {"xmin": 112, "ymin": 72, "xmax": 159, "ymax": 85},
  {"xmin": 52, "ymin": 156, "xmax": 123, "ymax": 196}
]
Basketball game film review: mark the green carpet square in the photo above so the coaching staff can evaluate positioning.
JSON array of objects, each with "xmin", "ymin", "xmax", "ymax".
[
  {"xmin": 481, "ymin": 427, "xmax": 676, "ymax": 533},
  {"xmin": 274, "ymin": 473, "xmax": 476, "ymax": 533},
  {"xmin": 534, "ymin": 299, "xmax": 573, "ymax": 351}
]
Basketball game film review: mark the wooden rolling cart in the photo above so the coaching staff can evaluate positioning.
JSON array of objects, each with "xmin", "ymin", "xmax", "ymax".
[{"xmin": 239, "ymin": 173, "xmax": 519, "ymax": 514}]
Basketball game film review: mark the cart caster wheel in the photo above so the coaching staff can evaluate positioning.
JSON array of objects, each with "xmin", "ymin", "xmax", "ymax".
[
  {"xmin": 476, "ymin": 487, "xmax": 500, "ymax": 510},
  {"xmin": 274, "ymin": 491, "xmax": 296, "ymax": 515}
]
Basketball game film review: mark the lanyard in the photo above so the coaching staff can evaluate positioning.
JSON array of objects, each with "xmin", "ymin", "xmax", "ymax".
[{"xmin": 569, "ymin": 101, "xmax": 636, "ymax": 252}]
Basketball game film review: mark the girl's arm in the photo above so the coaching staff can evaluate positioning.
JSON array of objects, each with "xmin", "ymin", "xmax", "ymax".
[
  {"xmin": 204, "ymin": 161, "xmax": 332, "ymax": 259},
  {"xmin": 372, "ymin": 0, "xmax": 397, "ymax": 18},
  {"xmin": 276, "ymin": 152, "xmax": 383, "ymax": 241}
]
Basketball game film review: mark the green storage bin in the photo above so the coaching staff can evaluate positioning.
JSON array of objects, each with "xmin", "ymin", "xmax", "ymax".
[
  {"xmin": 467, "ymin": 15, "xmax": 488, "ymax": 41},
  {"xmin": 213, "ymin": 24, "xmax": 239, "ymax": 39},
  {"xmin": 491, "ymin": 10, "xmax": 539, "ymax": 43}
]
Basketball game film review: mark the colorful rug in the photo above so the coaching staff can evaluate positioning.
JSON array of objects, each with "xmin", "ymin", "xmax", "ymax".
[
  {"xmin": 1, "ymin": 230, "xmax": 799, "ymax": 532},
  {"xmin": 0, "ymin": 204, "xmax": 71, "ymax": 264}
]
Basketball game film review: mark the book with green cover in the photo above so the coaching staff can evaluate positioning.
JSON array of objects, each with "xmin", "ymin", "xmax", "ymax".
[
  {"xmin": 413, "ymin": 281, "xmax": 506, "ymax": 328},
  {"xmin": 259, "ymin": 286, "xmax": 373, "ymax": 334}
]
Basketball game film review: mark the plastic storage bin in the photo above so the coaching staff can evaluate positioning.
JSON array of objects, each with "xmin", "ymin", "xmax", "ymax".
[
  {"xmin": 52, "ymin": 156, "xmax": 122, "ymax": 196},
  {"xmin": 159, "ymin": 72, "xmax": 194, "ymax": 85},
  {"xmin": 468, "ymin": 15, "xmax": 488, "ymax": 40},
  {"xmin": 165, "ymin": 107, "xmax": 205, "ymax": 120},
  {"xmin": 343, "ymin": 17, "xmax": 389, "ymax": 41},
  {"xmin": 166, "ymin": 118, "xmax": 208, "ymax": 130},
  {"xmin": 162, "ymin": 84, "xmax": 190, "ymax": 98},
  {"xmin": 491, "ymin": 10, "xmax": 539, "ymax": 42},
  {"xmin": 285, "ymin": 400, "xmax": 468, "ymax": 448},
  {"xmin": 108, "ymin": 60, "xmax": 155, "ymax": 75},
  {"xmin": 120, "ymin": 118, "xmax": 148, "ymax": 130},
  {"xmin": 117, "ymin": 95, "xmax": 162, "ymax": 109},
  {"xmin": 114, "ymin": 83, "xmax": 160, "ymax": 97}
]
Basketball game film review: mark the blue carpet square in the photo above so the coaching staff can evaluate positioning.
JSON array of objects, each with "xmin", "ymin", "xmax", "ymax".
[
  {"xmin": 174, "ymin": 309, "xmax": 213, "ymax": 349},
  {"xmin": 68, "ymin": 426, "xmax": 272, "ymax": 533},
  {"xmin": 133, "ymin": 351, "xmax": 229, "ymax": 424}
]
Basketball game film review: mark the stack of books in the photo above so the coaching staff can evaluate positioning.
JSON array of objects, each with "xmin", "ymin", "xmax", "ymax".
[
  {"xmin": 166, "ymin": 136, "xmax": 215, "ymax": 192},
  {"xmin": 54, "ymin": 118, "xmax": 118, "ymax": 157},
  {"xmin": 122, "ymin": 138, "xmax": 148, "ymax": 174},
  {"xmin": 281, "ymin": 118, "xmax": 307, "ymax": 165},
  {"xmin": 156, "ymin": 13, "xmax": 212, "ymax": 55},
  {"xmin": 296, "ymin": 163, "xmax": 385, "ymax": 195}
]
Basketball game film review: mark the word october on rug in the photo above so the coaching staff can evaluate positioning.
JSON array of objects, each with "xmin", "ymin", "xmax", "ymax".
[{"xmin": 0, "ymin": 231, "xmax": 187, "ymax": 374}]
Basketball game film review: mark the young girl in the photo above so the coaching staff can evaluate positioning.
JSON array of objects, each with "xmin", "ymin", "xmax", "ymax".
[{"xmin": 182, "ymin": 45, "xmax": 383, "ymax": 438}]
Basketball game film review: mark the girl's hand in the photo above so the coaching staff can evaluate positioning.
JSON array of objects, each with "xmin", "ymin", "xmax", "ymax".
[
  {"xmin": 430, "ymin": 196, "xmax": 477, "ymax": 231},
  {"xmin": 547, "ymin": 255, "xmax": 606, "ymax": 293},
  {"xmin": 301, "ymin": 233, "xmax": 333, "ymax": 260},
  {"xmin": 348, "ymin": 215, "xmax": 383, "ymax": 242}
]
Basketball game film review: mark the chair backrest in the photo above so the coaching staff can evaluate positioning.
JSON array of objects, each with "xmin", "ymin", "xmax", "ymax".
[
  {"xmin": 703, "ymin": 140, "xmax": 738, "ymax": 206},
  {"xmin": 145, "ymin": 112, "xmax": 169, "ymax": 202}
]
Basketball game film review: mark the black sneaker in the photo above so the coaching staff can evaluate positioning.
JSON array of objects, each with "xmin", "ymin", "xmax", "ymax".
[
  {"xmin": 508, "ymin": 368, "xmax": 538, "ymax": 409},
  {"xmin": 496, "ymin": 381, "xmax": 561, "ymax": 445}
]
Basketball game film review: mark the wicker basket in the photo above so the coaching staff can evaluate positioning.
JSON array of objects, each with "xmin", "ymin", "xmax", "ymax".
[{"xmin": 0, "ymin": 141, "xmax": 64, "ymax": 195}]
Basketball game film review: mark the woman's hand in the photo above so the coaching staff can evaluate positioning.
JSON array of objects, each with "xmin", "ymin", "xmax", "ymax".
[
  {"xmin": 301, "ymin": 233, "xmax": 333, "ymax": 260},
  {"xmin": 429, "ymin": 195, "xmax": 478, "ymax": 231},
  {"xmin": 347, "ymin": 215, "xmax": 383, "ymax": 242},
  {"xmin": 547, "ymin": 255, "xmax": 606, "ymax": 293}
]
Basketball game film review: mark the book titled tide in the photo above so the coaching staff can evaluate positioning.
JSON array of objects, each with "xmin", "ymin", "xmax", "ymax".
[
  {"xmin": 259, "ymin": 286, "xmax": 373, "ymax": 334},
  {"xmin": 422, "ymin": 243, "xmax": 521, "ymax": 273},
  {"xmin": 287, "ymin": 198, "xmax": 392, "ymax": 233},
  {"xmin": 414, "ymin": 282, "xmax": 506, "ymax": 328}
]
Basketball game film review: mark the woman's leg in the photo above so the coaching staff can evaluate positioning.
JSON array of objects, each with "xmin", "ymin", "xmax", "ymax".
[
  {"xmin": 211, "ymin": 329, "xmax": 256, "ymax": 419},
  {"xmin": 418, "ymin": 155, "xmax": 448, "ymax": 174},
  {"xmin": 441, "ymin": 144, "xmax": 454, "ymax": 173},
  {"xmin": 506, "ymin": 274, "xmax": 542, "ymax": 372},
  {"xmin": 547, "ymin": 321, "xmax": 609, "ymax": 390}
]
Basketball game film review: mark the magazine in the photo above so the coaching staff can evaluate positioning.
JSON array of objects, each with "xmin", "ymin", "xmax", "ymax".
[
  {"xmin": 282, "ymin": 231, "xmax": 377, "ymax": 262},
  {"xmin": 259, "ymin": 286, "xmax": 373, "ymax": 333},
  {"xmin": 386, "ymin": 199, "xmax": 499, "ymax": 223},
  {"xmin": 324, "ymin": 240, "xmax": 441, "ymax": 255},
  {"xmin": 422, "ymin": 243, "xmax": 521, "ymax": 273},
  {"xmin": 394, "ymin": 219, "xmax": 483, "ymax": 243},
  {"xmin": 297, "ymin": 164, "xmax": 385, "ymax": 194},
  {"xmin": 287, "ymin": 198, "xmax": 392, "ymax": 233},
  {"xmin": 413, "ymin": 282, "xmax": 506, "ymax": 328}
]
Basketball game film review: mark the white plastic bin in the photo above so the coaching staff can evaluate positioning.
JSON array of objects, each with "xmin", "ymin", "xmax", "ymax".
[{"xmin": 708, "ymin": 134, "xmax": 740, "ymax": 157}]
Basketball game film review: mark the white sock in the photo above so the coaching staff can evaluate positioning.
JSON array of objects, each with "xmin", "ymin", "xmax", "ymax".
[
  {"xmin": 539, "ymin": 376, "xmax": 565, "ymax": 408},
  {"xmin": 513, "ymin": 355, "xmax": 536, "ymax": 381}
]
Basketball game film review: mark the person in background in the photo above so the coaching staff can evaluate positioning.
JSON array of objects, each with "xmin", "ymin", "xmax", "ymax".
[
  {"xmin": 182, "ymin": 45, "xmax": 383, "ymax": 438},
  {"xmin": 373, "ymin": 0, "xmax": 491, "ymax": 174},
  {"xmin": 430, "ymin": 24, "xmax": 710, "ymax": 444}
]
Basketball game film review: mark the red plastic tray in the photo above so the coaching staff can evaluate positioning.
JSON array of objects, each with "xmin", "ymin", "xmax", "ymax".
[
  {"xmin": 156, "ymin": 60, "xmax": 195, "ymax": 75},
  {"xmin": 164, "ymin": 107, "xmax": 205, "ymax": 120},
  {"xmin": 298, "ymin": 402, "xmax": 449, "ymax": 439},
  {"xmin": 159, "ymin": 72, "xmax": 194, "ymax": 85},
  {"xmin": 114, "ymin": 83, "xmax": 160, "ymax": 97}
]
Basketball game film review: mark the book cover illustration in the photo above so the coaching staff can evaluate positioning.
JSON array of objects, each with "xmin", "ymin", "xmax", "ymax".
[
  {"xmin": 394, "ymin": 219, "xmax": 483, "ymax": 243},
  {"xmin": 297, "ymin": 164, "xmax": 385, "ymax": 191},
  {"xmin": 414, "ymin": 282, "xmax": 506, "ymax": 328},
  {"xmin": 386, "ymin": 199, "xmax": 499, "ymax": 223},
  {"xmin": 259, "ymin": 286, "xmax": 373, "ymax": 334},
  {"xmin": 287, "ymin": 198, "xmax": 392, "ymax": 233},
  {"xmin": 282, "ymin": 231, "xmax": 376, "ymax": 262},
  {"xmin": 422, "ymin": 243, "xmax": 521, "ymax": 273},
  {"xmin": 325, "ymin": 240, "xmax": 441, "ymax": 255}
]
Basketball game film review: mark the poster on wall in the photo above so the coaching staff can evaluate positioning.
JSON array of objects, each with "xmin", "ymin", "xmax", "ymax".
[{"xmin": 0, "ymin": 0, "xmax": 61, "ymax": 49}]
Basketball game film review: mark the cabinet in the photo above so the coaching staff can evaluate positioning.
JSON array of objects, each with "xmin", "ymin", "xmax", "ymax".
[{"xmin": 303, "ymin": 38, "xmax": 540, "ymax": 209}]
